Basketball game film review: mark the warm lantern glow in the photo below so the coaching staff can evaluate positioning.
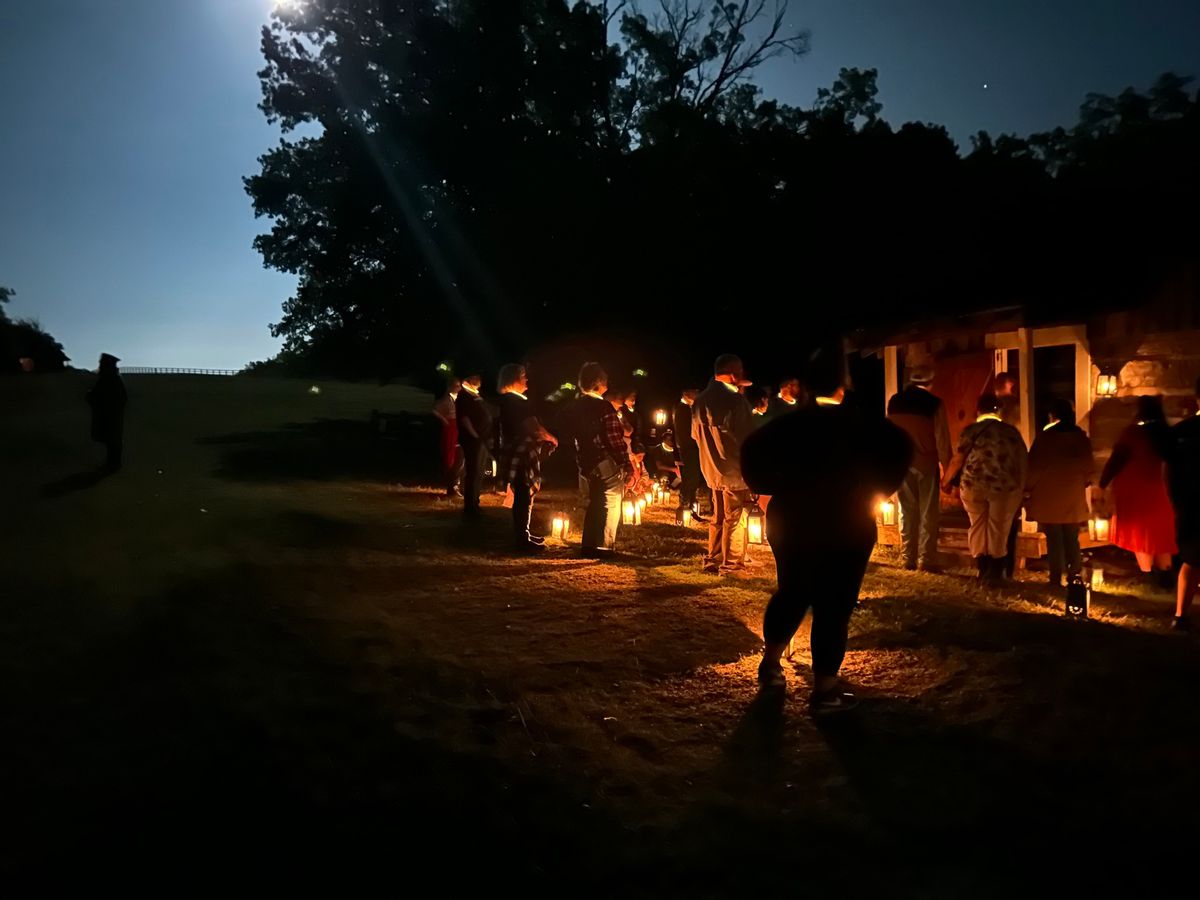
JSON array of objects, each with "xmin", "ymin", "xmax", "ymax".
[
  {"xmin": 1088, "ymin": 516, "xmax": 1111, "ymax": 542},
  {"xmin": 876, "ymin": 498, "xmax": 897, "ymax": 527},
  {"xmin": 1090, "ymin": 567, "xmax": 1104, "ymax": 589},
  {"xmin": 653, "ymin": 409, "xmax": 668, "ymax": 426},
  {"xmin": 1096, "ymin": 374, "xmax": 1118, "ymax": 398},
  {"xmin": 623, "ymin": 500, "xmax": 636, "ymax": 525},
  {"xmin": 676, "ymin": 507, "xmax": 691, "ymax": 527},
  {"xmin": 491, "ymin": 459, "xmax": 498, "ymax": 478},
  {"xmin": 662, "ymin": 487, "xmax": 672, "ymax": 505},
  {"xmin": 551, "ymin": 513, "xmax": 570, "ymax": 540},
  {"xmin": 634, "ymin": 502, "xmax": 643, "ymax": 525},
  {"xmin": 644, "ymin": 490, "xmax": 654, "ymax": 506},
  {"xmin": 746, "ymin": 505, "xmax": 765, "ymax": 544}
]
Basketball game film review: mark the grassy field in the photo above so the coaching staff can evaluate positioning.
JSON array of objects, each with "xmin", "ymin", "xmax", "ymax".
[{"xmin": 2, "ymin": 372, "xmax": 1197, "ymax": 894}]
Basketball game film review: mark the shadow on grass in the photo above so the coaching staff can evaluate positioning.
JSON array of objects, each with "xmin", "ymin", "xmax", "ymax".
[{"xmin": 40, "ymin": 466, "xmax": 114, "ymax": 498}]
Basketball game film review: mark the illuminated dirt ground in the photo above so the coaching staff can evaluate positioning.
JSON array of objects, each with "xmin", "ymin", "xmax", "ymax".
[{"xmin": 3, "ymin": 374, "xmax": 1196, "ymax": 893}]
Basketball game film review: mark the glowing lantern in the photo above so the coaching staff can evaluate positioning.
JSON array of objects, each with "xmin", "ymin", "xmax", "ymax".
[
  {"xmin": 634, "ymin": 501, "xmax": 643, "ymax": 525},
  {"xmin": 551, "ymin": 512, "xmax": 570, "ymax": 540},
  {"xmin": 436, "ymin": 362, "xmax": 451, "ymax": 373},
  {"xmin": 1096, "ymin": 374, "xmax": 1118, "ymax": 398},
  {"xmin": 622, "ymin": 500, "xmax": 636, "ymax": 525},
  {"xmin": 308, "ymin": 384, "xmax": 322, "ymax": 395},
  {"xmin": 676, "ymin": 508, "xmax": 692, "ymax": 527},
  {"xmin": 662, "ymin": 487, "xmax": 672, "ymax": 505},
  {"xmin": 653, "ymin": 409, "xmax": 668, "ymax": 427},
  {"xmin": 491, "ymin": 458, "xmax": 498, "ymax": 478},
  {"xmin": 876, "ymin": 497, "xmax": 897, "ymax": 527},
  {"xmin": 1088, "ymin": 567, "xmax": 1104, "ymax": 590},
  {"xmin": 746, "ymin": 505, "xmax": 765, "ymax": 545},
  {"xmin": 1065, "ymin": 572, "xmax": 1090, "ymax": 618},
  {"xmin": 1088, "ymin": 516, "xmax": 1111, "ymax": 542},
  {"xmin": 644, "ymin": 490, "xmax": 654, "ymax": 506}
]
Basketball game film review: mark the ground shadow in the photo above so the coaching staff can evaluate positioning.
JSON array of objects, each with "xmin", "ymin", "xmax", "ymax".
[{"xmin": 40, "ymin": 466, "xmax": 113, "ymax": 498}]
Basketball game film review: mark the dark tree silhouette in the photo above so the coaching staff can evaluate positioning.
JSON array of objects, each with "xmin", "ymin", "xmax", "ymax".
[{"xmin": 0, "ymin": 286, "xmax": 69, "ymax": 372}]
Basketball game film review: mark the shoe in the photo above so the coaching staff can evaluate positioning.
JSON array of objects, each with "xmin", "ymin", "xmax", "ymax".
[
  {"xmin": 445, "ymin": 488, "xmax": 463, "ymax": 499},
  {"xmin": 757, "ymin": 661, "xmax": 786, "ymax": 689},
  {"xmin": 702, "ymin": 566, "xmax": 721, "ymax": 575},
  {"xmin": 918, "ymin": 563, "xmax": 943, "ymax": 574},
  {"xmin": 810, "ymin": 689, "xmax": 859, "ymax": 715},
  {"xmin": 903, "ymin": 561, "xmax": 918, "ymax": 572},
  {"xmin": 581, "ymin": 548, "xmax": 616, "ymax": 559},
  {"xmin": 1172, "ymin": 616, "xmax": 1191, "ymax": 632},
  {"xmin": 514, "ymin": 541, "xmax": 547, "ymax": 555},
  {"xmin": 692, "ymin": 514, "xmax": 710, "ymax": 524},
  {"xmin": 528, "ymin": 535, "xmax": 546, "ymax": 545}
]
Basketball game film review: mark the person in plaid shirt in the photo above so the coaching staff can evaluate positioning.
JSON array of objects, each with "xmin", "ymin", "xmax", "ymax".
[{"xmin": 565, "ymin": 362, "xmax": 634, "ymax": 556}]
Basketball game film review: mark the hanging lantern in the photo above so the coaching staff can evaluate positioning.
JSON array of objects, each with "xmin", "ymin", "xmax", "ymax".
[
  {"xmin": 551, "ymin": 512, "xmax": 571, "ymax": 540},
  {"xmin": 653, "ymin": 409, "xmax": 668, "ymax": 427},
  {"xmin": 746, "ymin": 504, "xmax": 765, "ymax": 545},
  {"xmin": 1096, "ymin": 374, "xmax": 1118, "ymax": 398},
  {"xmin": 876, "ymin": 497, "xmax": 897, "ymax": 527},
  {"xmin": 676, "ymin": 507, "xmax": 692, "ymax": 527},
  {"xmin": 622, "ymin": 500, "xmax": 636, "ymax": 525},
  {"xmin": 1088, "ymin": 516, "xmax": 1111, "ymax": 542}
]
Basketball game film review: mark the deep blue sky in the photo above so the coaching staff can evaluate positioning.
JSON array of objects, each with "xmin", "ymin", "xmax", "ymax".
[{"xmin": 2, "ymin": 1, "xmax": 1198, "ymax": 370}]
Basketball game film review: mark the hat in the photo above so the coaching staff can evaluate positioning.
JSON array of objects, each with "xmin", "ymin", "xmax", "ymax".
[
  {"xmin": 100, "ymin": 353, "xmax": 120, "ymax": 365},
  {"xmin": 908, "ymin": 365, "xmax": 935, "ymax": 385}
]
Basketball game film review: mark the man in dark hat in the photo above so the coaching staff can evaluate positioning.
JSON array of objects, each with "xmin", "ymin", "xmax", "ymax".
[
  {"xmin": 87, "ymin": 353, "xmax": 127, "ymax": 471},
  {"xmin": 693, "ymin": 354, "xmax": 755, "ymax": 574},
  {"xmin": 742, "ymin": 348, "xmax": 912, "ymax": 713}
]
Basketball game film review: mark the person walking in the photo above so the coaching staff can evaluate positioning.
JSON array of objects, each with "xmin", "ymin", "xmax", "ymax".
[
  {"xmin": 886, "ymin": 366, "xmax": 951, "ymax": 571},
  {"xmin": 455, "ymin": 372, "xmax": 492, "ymax": 518},
  {"xmin": 673, "ymin": 388, "xmax": 704, "ymax": 521},
  {"xmin": 1025, "ymin": 399, "xmax": 1095, "ymax": 587},
  {"xmin": 433, "ymin": 377, "xmax": 464, "ymax": 497},
  {"xmin": 565, "ymin": 362, "xmax": 633, "ymax": 557},
  {"xmin": 87, "ymin": 353, "xmax": 127, "ymax": 471},
  {"xmin": 942, "ymin": 393, "xmax": 1028, "ymax": 583},
  {"xmin": 497, "ymin": 364, "xmax": 558, "ymax": 552},
  {"xmin": 743, "ymin": 351, "xmax": 912, "ymax": 713},
  {"xmin": 1099, "ymin": 395, "xmax": 1177, "ymax": 586},
  {"xmin": 693, "ymin": 354, "xmax": 755, "ymax": 575},
  {"xmin": 1164, "ymin": 378, "xmax": 1200, "ymax": 630}
]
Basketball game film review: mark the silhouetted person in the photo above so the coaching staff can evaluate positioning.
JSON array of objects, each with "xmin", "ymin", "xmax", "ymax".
[
  {"xmin": 1025, "ymin": 398, "xmax": 1094, "ymax": 588},
  {"xmin": 746, "ymin": 385, "xmax": 770, "ymax": 423},
  {"xmin": 455, "ymin": 372, "xmax": 492, "ymax": 518},
  {"xmin": 87, "ymin": 353, "xmax": 126, "ymax": 471},
  {"xmin": 673, "ymin": 388, "xmax": 704, "ymax": 521},
  {"xmin": 564, "ymin": 363, "xmax": 632, "ymax": 556},
  {"xmin": 887, "ymin": 366, "xmax": 951, "ymax": 571},
  {"xmin": 994, "ymin": 371, "xmax": 1024, "ymax": 578},
  {"xmin": 693, "ymin": 354, "xmax": 755, "ymax": 575},
  {"xmin": 497, "ymin": 363, "xmax": 558, "ymax": 552},
  {"xmin": 743, "ymin": 352, "xmax": 912, "ymax": 713},
  {"xmin": 765, "ymin": 376, "xmax": 804, "ymax": 421},
  {"xmin": 1164, "ymin": 377, "xmax": 1200, "ymax": 630},
  {"xmin": 433, "ymin": 377, "xmax": 464, "ymax": 497}
]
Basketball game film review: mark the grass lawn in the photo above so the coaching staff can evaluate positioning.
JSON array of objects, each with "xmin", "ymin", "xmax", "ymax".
[{"xmin": 3, "ymin": 373, "xmax": 1197, "ymax": 894}]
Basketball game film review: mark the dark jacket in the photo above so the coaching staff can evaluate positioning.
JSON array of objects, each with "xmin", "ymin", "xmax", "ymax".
[
  {"xmin": 742, "ymin": 404, "xmax": 913, "ymax": 549},
  {"xmin": 887, "ymin": 385, "xmax": 951, "ymax": 472},
  {"xmin": 87, "ymin": 371, "xmax": 127, "ymax": 443},
  {"xmin": 564, "ymin": 394, "xmax": 631, "ymax": 479},
  {"xmin": 1165, "ymin": 415, "xmax": 1200, "ymax": 527},
  {"xmin": 692, "ymin": 380, "xmax": 754, "ymax": 491},
  {"xmin": 455, "ymin": 389, "xmax": 492, "ymax": 446},
  {"xmin": 673, "ymin": 401, "xmax": 696, "ymax": 453},
  {"xmin": 497, "ymin": 393, "xmax": 534, "ymax": 451},
  {"xmin": 1025, "ymin": 422, "xmax": 1094, "ymax": 524}
]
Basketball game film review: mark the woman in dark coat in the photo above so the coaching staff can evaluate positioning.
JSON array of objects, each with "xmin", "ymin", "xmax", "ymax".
[
  {"xmin": 87, "ymin": 353, "xmax": 127, "ymax": 471},
  {"xmin": 1025, "ymin": 399, "xmax": 1094, "ymax": 587}
]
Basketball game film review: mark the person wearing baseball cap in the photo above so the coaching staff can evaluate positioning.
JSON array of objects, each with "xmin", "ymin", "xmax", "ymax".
[{"xmin": 887, "ymin": 365, "xmax": 951, "ymax": 571}]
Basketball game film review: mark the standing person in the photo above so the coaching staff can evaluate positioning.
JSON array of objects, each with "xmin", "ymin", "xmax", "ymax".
[
  {"xmin": 455, "ymin": 372, "xmax": 492, "ymax": 518},
  {"xmin": 942, "ymin": 394, "xmax": 1028, "ymax": 583},
  {"xmin": 497, "ymin": 364, "xmax": 558, "ymax": 551},
  {"xmin": 673, "ymin": 389, "xmax": 705, "ymax": 522},
  {"xmin": 1164, "ymin": 378, "xmax": 1200, "ymax": 630},
  {"xmin": 1025, "ymin": 399, "xmax": 1095, "ymax": 587},
  {"xmin": 693, "ymin": 354, "xmax": 755, "ymax": 575},
  {"xmin": 766, "ymin": 377, "xmax": 804, "ymax": 421},
  {"xmin": 887, "ymin": 366, "xmax": 951, "ymax": 571},
  {"xmin": 994, "ymin": 372, "xmax": 1026, "ymax": 578},
  {"xmin": 87, "ymin": 353, "xmax": 127, "ymax": 471},
  {"xmin": 743, "ymin": 351, "xmax": 912, "ymax": 712},
  {"xmin": 565, "ymin": 363, "xmax": 633, "ymax": 557},
  {"xmin": 1099, "ymin": 395, "xmax": 1177, "ymax": 585},
  {"xmin": 746, "ymin": 386, "xmax": 771, "ymax": 423},
  {"xmin": 433, "ymin": 377, "xmax": 464, "ymax": 498}
]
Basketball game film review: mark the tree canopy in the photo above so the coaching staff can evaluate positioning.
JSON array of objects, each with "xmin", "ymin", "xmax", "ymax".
[
  {"xmin": 0, "ymin": 286, "xmax": 70, "ymax": 373},
  {"xmin": 246, "ymin": 1, "xmax": 1200, "ymax": 379}
]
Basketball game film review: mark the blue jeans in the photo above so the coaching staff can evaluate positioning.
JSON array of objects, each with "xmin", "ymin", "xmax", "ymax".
[
  {"xmin": 1044, "ymin": 523, "xmax": 1082, "ymax": 584},
  {"xmin": 582, "ymin": 463, "xmax": 624, "ymax": 552},
  {"xmin": 898, "ymin": 464, "xmax": 940, "ymax": 566}
]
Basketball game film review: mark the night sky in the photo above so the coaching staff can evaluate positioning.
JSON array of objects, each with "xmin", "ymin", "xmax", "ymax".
[{"xmin": 2, "ymin": 1, "xmax": 1197, "ymax": 370}]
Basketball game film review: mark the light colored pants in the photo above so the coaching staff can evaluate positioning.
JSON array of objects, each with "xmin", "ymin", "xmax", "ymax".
[
  {"xmin": 960, "ymin": 486, "xmax": 1022, "ymax": 558},
  {"xmin": 898, "ymin": 464, "xmax": 941, "ymax": 566}
]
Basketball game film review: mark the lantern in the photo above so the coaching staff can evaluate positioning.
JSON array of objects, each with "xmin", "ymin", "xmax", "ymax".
[
  {"xmin": 644, "ymin": 490, "xmax": 654, "ymax": 506},
  {"xmin": 653, "ymin": 409, "xmax": 668, "ymax": 427},
  {"xmin": 746, "ymin": 504, "xmax": 765, "ymax": 545},
  {"xmin": 551, "ymin": 512, "xmax": 570, "ymax": 540},
  {"xmin": 1087, "ymin": 566, "xmax": 1104, "ymax": 590},
  {"xmin": 1065, "ymin": 572, "xmax": 1090, "ymax": 618},
  {"xmin": 876, "ymin": 497, "xmax": 897, "ymax": 527},
  {"xmin": 662, "ymin": 487, "xmax": 672, "ymax": 505},
  {"xmin": 1088, "ymin": 516, "xmax": 1111, "ymax": 542},
  {"xmin": 491, "ymin": 458, "xmax": 498, "ymax": 478},
  {"xmin": 634, "ymin": 501, "xmax": 643, "ymax": 525},
  {"xmin": 1096, "ymin": 374, "xmax": 1118, "ymax": 398},
  {"xmin": 676, "ymin": 507, "xmax": 692, "ymax": 527},
  {"xmin": 622, "ymin": 500, "xmax": 636, "ymax": 525}
]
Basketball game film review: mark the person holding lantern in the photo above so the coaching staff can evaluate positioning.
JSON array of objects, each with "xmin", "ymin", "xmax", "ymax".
[
  {"xmin": 1163, "ymin": 377, "xmax": 1200, "ymax": 630},
  {"xmin": 743, "ymin": 348, "xmax": 912, "ymax": 713},
  {"xmin": 887, "ymin": 366, "xmax": 951, "ymax": 571},
  {"xmin": 433, "ymin": 376, "xmax": 464, "ymax": 498},
  {"xmin": 1100, "ymin": 395, "xmax": 1177, "ymax": 587},
  {"xmin": 693, "ymin": 354, "xmax": 756, "ymax": 575},
  {"xmin": 565, "ymin": 362, "xmax": 634, "ymax": 556},
  {"xmin": 455, "ymin": 371, "xmax": 493, "ymax": 519},
  {"xmin": 497, "ymin": 363, "xmax": 558, "ymax": 552}
]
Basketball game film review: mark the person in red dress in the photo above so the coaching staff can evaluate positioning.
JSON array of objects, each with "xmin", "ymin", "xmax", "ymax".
[{"xmin": 1099, "ymin": 395, "xmax": 1177, "ymax": 585}]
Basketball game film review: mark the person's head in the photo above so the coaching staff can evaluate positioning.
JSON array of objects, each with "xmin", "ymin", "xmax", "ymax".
[
  {"xmin": 624, "ymin": 390, "xmax": 637, "ymax": 409},
  {"xmin": 578, "ymin": 362, "xmax": 608, "ymax": 396},
  {"xmin": 995, "ymin": 372, "xmax": 1017, "ymax": 398},
  {"xmin": 447, "ymin": 377, "xmax": 462, "ymax": 396},
  {"xmin": 778, "ymin": 377, "xmax": 801, "ymax": 403},
  {"xmin": 661, "ymin": 430, "xmax": 675, "ymax": 452},
  {"xmin": 908, "ymin": 366, "xmax": 935, "ymax": 389},
  {"xmin": 1049, "ymin": 398, "xmax": 1074, "ymax": 426},
  {"xmin": 746, "ymin": 386, "xmax": 770, "ymax": 414},
  {"xmin": 713, "ymin": 353, "xmax": 748, "ymax": 386},
  {"xmin": 606, "ymin": 385, "xmax": 629, "ymax": 410},
  {"xmin": 1136, "ymin": 394, "xmax": 1166, "ymax": 424},
  {"xmin": 461, "ymin": 373, "xmax": 483, "ymax": 393},
  {"xmin": 99, "ymin": 352, "xmax": 120, "ymax": 373},
  {"xmin": 496, "ymin": 363, "xmax": 527, "ymax": 395},
  {"xmin": 977, "ymin": 392, "xmax": 1001, "ymax": 418},
  {"xmin": 806, "ymin": 346, "xmax": 846, "ymax": 403},
  {"xmin": 680, "ymin": 388, "xmax": 699, "ymax": 405}
]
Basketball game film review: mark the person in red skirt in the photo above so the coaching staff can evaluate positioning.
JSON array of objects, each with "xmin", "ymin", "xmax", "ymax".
[
  {"xmin": 433, "ymin": 377, "xmax": 464, "ymax": 497},
  {"xmin": 1099, "ymin": 395, "xmax": 1177, "ymax": 587}
]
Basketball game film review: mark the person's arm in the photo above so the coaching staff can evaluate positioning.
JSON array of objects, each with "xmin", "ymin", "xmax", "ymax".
[
  {"xmin": 935, "ymin": 402, "xmax": 952, "ymax": 471},
  {"xmin": 601, "ymin": 409, "xmax": 634, "ymax": 479},
  {"xmin": 458, "ymin": 400, "xmax": 480, "ymax": 440},
  {"xmin": 942, "ymin": 427, "xmax": 972, "ymax": 492},
  {"xmin": 1099, "ymin": 433, "xmax": 1133, "ymax": 489},
  {"xmin": 873, "ymin": 418, "xmax": 915, "ymax": 496}
]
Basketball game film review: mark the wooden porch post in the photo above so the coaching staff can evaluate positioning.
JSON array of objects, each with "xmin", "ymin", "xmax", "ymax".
[
  {"xmin": 884, "ymin": 345, "xmax": 899, "ymax": 413},
  {"xmin": 1018, "ymin": 327, "xmax": 1035, "ymax": 446}
]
